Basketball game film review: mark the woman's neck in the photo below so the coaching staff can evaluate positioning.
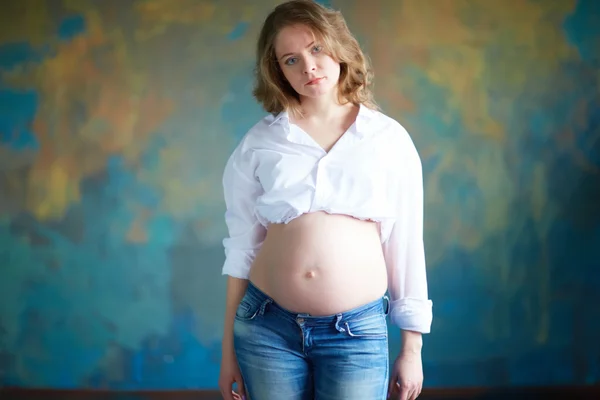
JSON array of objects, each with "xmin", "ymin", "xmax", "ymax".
[{"xmin": 297, "ymin": 91, "xmax": 352, "ymax": 122}]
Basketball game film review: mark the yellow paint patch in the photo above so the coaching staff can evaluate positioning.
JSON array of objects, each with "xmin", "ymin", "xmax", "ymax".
[
  {"xmin": 127, "ymin": 209, "xmax": 151, "ymax": 244},
  {"xmin": 0, "ymin": 0, "xmax": 52, "ymax": 45},
  {"xmin": 155, "ymin": 146, "xmax": 212, "ymax": 218},
  {"xmin": 349, "ymin": 0, "xmax": 578, "ymax": 144},
  {"xmin": 1, "ymin": 4, "xmax": 173, "ymax": 222},
  {"xmin": 29, "ymin": 160, "xmax": 81, "ymax": 221},
  {"xmin": 135, "ymin": 0, "xmax": 217, "ymax": 40}
]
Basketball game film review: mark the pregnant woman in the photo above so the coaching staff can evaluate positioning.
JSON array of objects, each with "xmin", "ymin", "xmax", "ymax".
[{"xmin": 218, "ymin": 1, "xmax": 433, "ymax": 399}]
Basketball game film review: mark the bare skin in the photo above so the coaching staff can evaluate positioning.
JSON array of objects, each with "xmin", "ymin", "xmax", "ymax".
[{"xmin": 249, "ymin": 212, "xmax": 389, "ymax": 315}]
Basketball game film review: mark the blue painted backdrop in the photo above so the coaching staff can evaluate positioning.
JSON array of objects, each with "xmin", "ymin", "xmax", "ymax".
[{"xmin": 1, "ymin": 0, "xmax": 599, "ymax": 390}]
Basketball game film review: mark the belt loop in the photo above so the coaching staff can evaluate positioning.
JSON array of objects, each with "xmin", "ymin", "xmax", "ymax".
[
  {"xmin": 334, "ymin": 313, "xmax": 345, "ymax": 333},
  {"xmin": 383, "ymin": 296, "xmax": 390, "ymax": 316},
  {"xmin": 258, "ymin": 298, "xmax": 272, "ymax": 316}
]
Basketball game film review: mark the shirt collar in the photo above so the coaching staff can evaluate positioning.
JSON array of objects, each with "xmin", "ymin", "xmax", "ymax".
[
  {"xmin": 268, "ymin": 103, "xmax": 376, "ymax": 138},
  {"xmin": 354, "ymin": 103, "xmax": 376, "ymax": 136},
  {"xmin": 268, "ymin": 110, "xmax": 289, "ymax": 127}
]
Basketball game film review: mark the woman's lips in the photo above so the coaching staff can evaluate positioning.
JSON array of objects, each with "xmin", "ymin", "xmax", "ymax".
[{"xmin": 306, "ymin": 77, "xmax": 324, "ymax": 85}]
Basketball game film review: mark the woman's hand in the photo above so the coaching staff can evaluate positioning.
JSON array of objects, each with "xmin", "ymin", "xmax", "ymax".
[
  {"xmin": 218, "ymin": 347, "xmax": 246, "ymax": 400},
  {"xmin": 387, "ymin": 331, "xmax": 424, "ymax": 400}
]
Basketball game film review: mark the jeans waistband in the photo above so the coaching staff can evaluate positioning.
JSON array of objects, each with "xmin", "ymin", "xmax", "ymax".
[{"xmin": 245, "ymin": 280, "xmax": 389, "ymax": 325}]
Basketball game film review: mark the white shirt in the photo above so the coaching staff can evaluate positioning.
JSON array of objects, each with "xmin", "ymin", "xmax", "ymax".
[{"xmin": 221, "ymin": 104, "xmax": 433, "ymax": 334}]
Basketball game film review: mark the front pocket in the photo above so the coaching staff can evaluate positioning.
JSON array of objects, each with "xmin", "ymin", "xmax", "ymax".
[
  {"xmin": 235, "ymin": 299, "xmax": 261, "ymax": 321},
  {"xmin": 342, "ymin": 313, "xmax": 388, "ymax": 339}
]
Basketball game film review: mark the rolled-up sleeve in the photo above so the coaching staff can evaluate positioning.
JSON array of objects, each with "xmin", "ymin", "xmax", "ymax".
[
  {"xmin": 221, "ymin": 143, "xmax": 266, "ymax": 279},
  {"xmin": 382, "ymin": 128, "xmax": 433, "ymax": 333}
]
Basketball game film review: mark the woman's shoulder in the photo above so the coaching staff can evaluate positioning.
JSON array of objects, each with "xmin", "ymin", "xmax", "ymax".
[
  {"xmin": 244, "ymin": 111, "xmax": 287, "ymax": 141},
  {"xmin": 362, "ymin": 105, "xmax": 415, "ymax": 146},
  {"xmin": 229, "ymin": 112, "xmax": 283, "ymax": 152}
]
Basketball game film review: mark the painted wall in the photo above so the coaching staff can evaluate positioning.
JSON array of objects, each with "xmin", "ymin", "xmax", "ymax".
[{"xmin": 1, "ymin": 0, "xmax": 599, "ymax": 390}]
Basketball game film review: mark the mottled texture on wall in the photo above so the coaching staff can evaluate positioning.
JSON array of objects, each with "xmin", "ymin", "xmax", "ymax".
[{"xmin": 1, "ymin": 0, "xmax": 599, "ymax": 390}]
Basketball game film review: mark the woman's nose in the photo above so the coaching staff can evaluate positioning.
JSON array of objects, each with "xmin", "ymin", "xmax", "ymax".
[{"xmin": 303, "ymin": 57, "xmax": 317, "ymax": 74}]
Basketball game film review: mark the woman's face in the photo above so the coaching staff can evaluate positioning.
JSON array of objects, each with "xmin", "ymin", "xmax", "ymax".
[{"xmin": 274, "ymin": 24, "xmax": 340, "ymax": 100}]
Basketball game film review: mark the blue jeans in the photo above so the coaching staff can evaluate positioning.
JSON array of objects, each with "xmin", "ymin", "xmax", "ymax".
[{"xmin": 233, "ymin": 281, "xmax": 390, "ymax": 400}]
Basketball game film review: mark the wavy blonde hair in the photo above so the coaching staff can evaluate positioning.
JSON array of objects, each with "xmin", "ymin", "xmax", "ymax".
[{"xmin": 252, "ymin": 0, "xmax": 378, "ymax": 117}]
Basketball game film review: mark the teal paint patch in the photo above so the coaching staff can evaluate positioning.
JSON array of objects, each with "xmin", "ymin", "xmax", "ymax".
[
  {"xmin": 58, "ymin": 15, "xmax": 86, "ymax": 40},
  {"xmin": 0, "ymin": 89, "xmax": 39, "ymax": 150},
  {"xmin": 228, "ymin": 22, "xmax": 249, "ymax": 40},
  {"xmin": 0, "ymin": 42, "xmax": 40, "ymax": 151},
  {"xmin": 400, "ymin": 65, "xmax": 466, "ymax": 140},
  {"xmin": 314, "ymin": 0, "xmax": 333, "ymax": 7},
  {"xmin": 1, "ymin": 154, "xmax": 179, "ymax": 387},
  {"xmin": 563, "ymin": 0, "xmax": 600, "ymax": 65},
  {"xmin": 220, "ymin": 66, "xmax": 266, "ymax": 140},
  {"xmin": 0, "ymin": 42, "xmax": 42, "ymax": 70}
]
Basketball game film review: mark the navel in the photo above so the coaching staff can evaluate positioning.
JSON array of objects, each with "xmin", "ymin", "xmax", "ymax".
[{"xmin": 305, "ymin": 270, "xmax": 317, "ymax": 279}]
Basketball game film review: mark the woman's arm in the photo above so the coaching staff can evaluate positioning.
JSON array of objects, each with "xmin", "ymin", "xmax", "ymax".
[
  {"xmin": 401, "ymin": 330, "xmax": 423, "ymax": 354},
  {"xmin": 221, "ymin": 139, "xmax": 265, "ymax": 333},
  {"xmin": 219, "ymin": 139, "xmax": 265, "ymax": 399},
  {"xmin": 381, "ymin": 124, "xmax": 432, "ymax": 400},
  {"xmin": 381, "ymin": 124, "xmax": 433, "ymax": 336},
  {"xmin": 219, "ymin": 276, "xmax": 249, "ymax": 400},
  {"xmin": 222, "ymin": 276, "xmax": 249, "ymax": 352}
]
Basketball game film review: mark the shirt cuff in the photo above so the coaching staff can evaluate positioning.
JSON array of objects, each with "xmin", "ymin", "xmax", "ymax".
[{"xmin": 388, "ymin": 297, "xmax": 433, "ymax": 334}]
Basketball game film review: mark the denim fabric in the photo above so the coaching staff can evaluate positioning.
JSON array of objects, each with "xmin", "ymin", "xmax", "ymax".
[{"xmin": 233, "ymin": 282, "xmax": 390, "ymax": 400}]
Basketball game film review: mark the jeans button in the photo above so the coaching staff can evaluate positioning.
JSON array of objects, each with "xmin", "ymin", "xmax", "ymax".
[{"xmin": 297, "ymin": 318, "xmax": 304, "ymax": 323}]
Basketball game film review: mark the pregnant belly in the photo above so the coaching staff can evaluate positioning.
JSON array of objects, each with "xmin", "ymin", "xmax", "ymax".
[{"xmin": 248, "ymin": 211, "xmax": 389, "ymax": 315}]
